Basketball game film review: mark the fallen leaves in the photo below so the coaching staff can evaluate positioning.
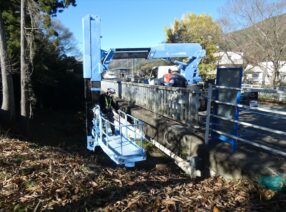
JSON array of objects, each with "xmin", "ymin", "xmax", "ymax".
[{"xmin": 0, "ymin": 137, "xmax": 285, "ymax": 211}]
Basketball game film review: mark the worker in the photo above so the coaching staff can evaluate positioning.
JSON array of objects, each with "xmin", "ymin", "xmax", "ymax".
[
  {"xmin": 167, "ymin": 68, "xmax": 188, "ymax": 87},
  {"xmin": 154, "ymin": 69, "xmax": 172, "ymax": 86},
  {"xmin": 163, "ymin": 69, "xmax": 172, "ymax": 84},
  {"xmin": 98, "ymin": 88, "xmax": 118, "ymax": 135}
]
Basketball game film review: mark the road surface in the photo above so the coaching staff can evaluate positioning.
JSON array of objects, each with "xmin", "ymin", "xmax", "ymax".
[{"xmin": 239, "ymin": 102, "xmax": 286, "ymax": 151}]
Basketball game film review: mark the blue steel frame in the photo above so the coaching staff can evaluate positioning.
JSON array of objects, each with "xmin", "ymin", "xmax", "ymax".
[
  {"xmin": 211, "ymin": 67, "xmax": 243, "ymax": 152},
  {"xmin": 82, "ymin": 15, "xmax": 102, "ymax": 82}
]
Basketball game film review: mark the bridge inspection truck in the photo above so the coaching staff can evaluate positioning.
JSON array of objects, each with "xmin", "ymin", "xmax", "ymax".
[{"xmin": 82, "ymin": 15, "xmax": 206, "ymax": 167}]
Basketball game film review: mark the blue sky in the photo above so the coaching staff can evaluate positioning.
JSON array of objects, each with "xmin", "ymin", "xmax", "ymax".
[{"xmin": 55, "ymin": 0, "xmax": 227, "ymax": 52}]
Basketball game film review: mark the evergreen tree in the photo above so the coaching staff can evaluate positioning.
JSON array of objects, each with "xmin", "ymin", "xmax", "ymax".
[
  {"xmin": 165, "ymin": 13, "xmax": 222, "ymax": 80},
  {"xmin": 20, "ymin": 0, "xmax": 77, "ymax": 119},
  {"xmin": 0, "ymin": 8, "xmax": 15, "ymax": 120},
  {"xmin": 0, "ymin": 0, "xmax": 78, "ymax": 130}
]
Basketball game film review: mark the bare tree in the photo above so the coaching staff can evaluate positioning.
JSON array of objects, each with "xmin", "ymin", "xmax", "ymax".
[
  {"xmin": 219, "ymin": 0, "xmax": 286, "ymax": 86},
  {"xmin": 0, "ymin": 10, "xmax": 15, "ymax": 120}
]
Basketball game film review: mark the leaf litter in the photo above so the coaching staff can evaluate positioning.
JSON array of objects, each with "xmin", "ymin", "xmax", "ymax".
[{"xmin": 0, "ymin": 137, "xmax": 285, "ymax": 211}]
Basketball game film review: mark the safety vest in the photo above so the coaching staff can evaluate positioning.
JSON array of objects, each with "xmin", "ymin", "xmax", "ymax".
[
  {"xmin": 104, "ymin": 96, "xmax": 112, "ymax": 109},
  {"xmin": 164, "ymin": 73, "xmax": 172, "ymax": 83}
]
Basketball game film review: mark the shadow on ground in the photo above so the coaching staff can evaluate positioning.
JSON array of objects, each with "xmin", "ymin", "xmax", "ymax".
[{"xmin": 0, "ymin": 109, "xmax": 181, "ymax": 171}]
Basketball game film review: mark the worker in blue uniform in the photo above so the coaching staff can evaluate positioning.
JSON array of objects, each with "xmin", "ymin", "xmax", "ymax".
[{"xmin": 98, "ymin": 88, "xmax": 118, "ymax": 135}]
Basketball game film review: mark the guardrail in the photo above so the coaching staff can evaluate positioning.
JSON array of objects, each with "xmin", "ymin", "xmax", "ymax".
[
  {"xmin": 242, "ymin": 84, "xmax": 286, "ymax": 90},
  {"xmin": 102, "ymin": 80, "xmax": 286, "ymax": 156},
  {"xmin": 101, "ymin": 80, "xmax": 201, "ymax": 124},
  {"xmin": 205, "ymin": 84, "xmax": 286, "ymax": 157}
]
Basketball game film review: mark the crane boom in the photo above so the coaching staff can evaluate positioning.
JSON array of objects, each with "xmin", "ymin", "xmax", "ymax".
[{"xmin": 82, "ymin": 15, "xmax": 206, "ymax": 85}]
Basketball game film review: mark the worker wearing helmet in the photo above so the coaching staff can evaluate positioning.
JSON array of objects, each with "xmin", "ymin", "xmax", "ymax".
[
  {"xmin": 163, "ymin": 69, "xmax": 172, "ymax": 84},
  {"xmin": 156, "ymin": 68, "xmax": 173, "ymax": 86},
  {"xmin": 167, "ymin": 68, "xmax": 188, "ymax": 87},
  {"xmin": 98, "ymin": 88, "xmax": 118, "ymax": 135}
]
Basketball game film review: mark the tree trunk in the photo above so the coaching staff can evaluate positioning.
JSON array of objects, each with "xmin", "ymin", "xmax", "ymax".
[
  {"xmin": 20, "ymin": 0, "xmax": 28, "ymax": 117},
  {"xmin": 26, "ymin": 0, "xmax": 37, "ymax": 119},
  {"xmin": 262, "ymin": 66, "xmax": 267, "ymax": 86},
  {"xmin": 0, "ymin": 10, "xmax": 15, "ymax": 120},
  {"xmin": 272, "ymin": 61, "xmax": 280, "ymax": 88}
]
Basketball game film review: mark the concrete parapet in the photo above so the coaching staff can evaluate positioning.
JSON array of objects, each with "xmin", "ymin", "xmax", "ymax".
[
  {"xmin": 116, "ymin": 98, "xmax": 286, "ymax": 185},
  {"xmin": 130, "ymin": 106, "xmax": 205, "ymax": 159},
  {"xmin": 116, "ymin": 99, "xmax": 207, "ymax": 177}
]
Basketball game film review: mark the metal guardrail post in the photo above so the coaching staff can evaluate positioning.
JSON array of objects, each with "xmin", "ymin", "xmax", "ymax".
[{"xmin": 204, "ymin": 84, "xmax": 212, "ymax": 145}]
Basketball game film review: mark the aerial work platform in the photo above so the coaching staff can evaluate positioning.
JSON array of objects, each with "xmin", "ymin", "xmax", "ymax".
[
  {"xmin": 87, "ymin": 106, "xmax": 146, "ymax": 167},
  {"xmin": 82, "ymin": 14, "xmax": 205, "ymax": 168}
]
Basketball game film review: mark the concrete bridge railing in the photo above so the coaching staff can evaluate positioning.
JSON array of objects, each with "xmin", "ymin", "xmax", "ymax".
[{"xmin": 101, "ymin": 80, "xmax": 201, "ymax": 124}]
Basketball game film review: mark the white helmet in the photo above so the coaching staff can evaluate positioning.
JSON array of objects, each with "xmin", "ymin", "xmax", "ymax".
[
  {"xmin": 107, "ymin": 88, "xmax": 116, "ymax": 94},
  {"xmin": 170, "ymin": 66, "xmax": 179, "ymax": 73}
]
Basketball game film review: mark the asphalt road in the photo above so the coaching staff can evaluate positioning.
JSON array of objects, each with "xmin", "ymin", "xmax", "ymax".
[{"xmin": 239, "ymin": 102, "xmax": 286, "ymax": 151}]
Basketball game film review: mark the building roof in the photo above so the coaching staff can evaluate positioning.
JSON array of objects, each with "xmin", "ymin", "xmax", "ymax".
[{"xmin": 214, "ymin": 52, "xmax": 244, "ymax": 65}]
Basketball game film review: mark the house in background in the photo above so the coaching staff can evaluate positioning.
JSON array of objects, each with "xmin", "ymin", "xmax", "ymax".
[
  {"xmin": 207, "ymin": 51, "xmax": 243, "ymax": 78},
  {"xmin": 207, "ymin": 51, "xmax": 243, "ymax": 76},
  {"xmin": 244, "ymin": 62, "xmax": 286, "ymax": 86},
  {"xmin": 213, "ymin": 52, "xmax": 286, "ymax": 86},
  {"xmin": 214, "ymin": 52, "xmax": 244, "ymax": 67}
]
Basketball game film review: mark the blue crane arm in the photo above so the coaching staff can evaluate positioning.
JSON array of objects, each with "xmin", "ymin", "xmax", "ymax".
[
  {"xmin": 148, "ymin": 43, "xmax": 206, "ymax": 84},
  {"xmin": 82, "ymin": 14, "xmax": 206, "ymax": 84},
  {"xmin": 100, "ymin": 44, "xmax": 206, "ymax": 84}
]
